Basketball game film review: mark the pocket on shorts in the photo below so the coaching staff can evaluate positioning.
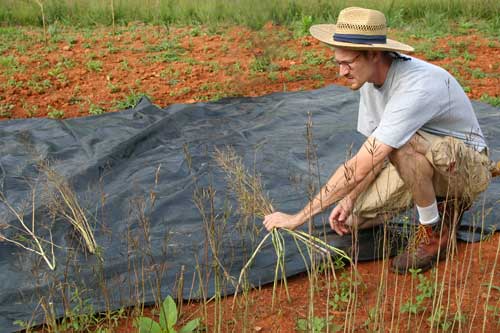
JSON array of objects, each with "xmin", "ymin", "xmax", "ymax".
[{"xmin": 426, "ymin": 136, "xmax": 490, "ymax": 200}]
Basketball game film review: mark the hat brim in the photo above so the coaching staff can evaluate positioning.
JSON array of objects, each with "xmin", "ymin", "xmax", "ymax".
[{"xmin": 310, "ymin": 24, "xmax": 414, "ymax": 53}]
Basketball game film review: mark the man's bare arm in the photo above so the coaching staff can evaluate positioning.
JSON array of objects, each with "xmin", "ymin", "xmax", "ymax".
[{"xmin": 263, "ymin": 137, "xmax": 393, "ymax": 231}]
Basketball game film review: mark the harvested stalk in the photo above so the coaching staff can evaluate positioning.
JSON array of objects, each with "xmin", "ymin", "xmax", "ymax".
[{"xmin": 213, "ymin": 146, "xmax": 352, "ymax": 308}]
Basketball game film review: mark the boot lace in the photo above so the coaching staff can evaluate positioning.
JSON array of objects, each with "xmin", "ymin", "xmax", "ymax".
[{"xmin": 409, "ymin": 224, "xmax": 431, "ymax": 250}]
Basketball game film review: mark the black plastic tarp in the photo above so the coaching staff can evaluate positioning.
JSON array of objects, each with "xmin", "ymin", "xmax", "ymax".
[{"xmin": 0, "ymin": 85, "xmax": 498, "ymax": 331}]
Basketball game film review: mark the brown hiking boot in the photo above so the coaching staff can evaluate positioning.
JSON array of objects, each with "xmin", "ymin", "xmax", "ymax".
[{"xmin": 391, "ymin": 223, "xmax": 449, "ymax": 274}]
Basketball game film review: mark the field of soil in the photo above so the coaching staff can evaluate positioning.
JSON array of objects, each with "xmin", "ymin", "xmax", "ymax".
[{"xmin": 1, "ymin": 23, "xmax": 499, "ymax": 332}]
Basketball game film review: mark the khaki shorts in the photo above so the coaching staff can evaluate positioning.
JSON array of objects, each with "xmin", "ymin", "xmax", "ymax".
[{"xmin": 352, "ymin": 131, "xmax": 491, "ymax": 219}]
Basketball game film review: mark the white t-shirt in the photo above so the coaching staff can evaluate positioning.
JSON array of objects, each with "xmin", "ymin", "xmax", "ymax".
[{"xmin": 358, "ymin": 56, "xmax": 487, "ymax": 151}]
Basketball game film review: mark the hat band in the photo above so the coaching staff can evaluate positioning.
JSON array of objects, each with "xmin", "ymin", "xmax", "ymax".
[{"xmin": 333, "ymin": 33, "xmax": 386, "ymax": 45}]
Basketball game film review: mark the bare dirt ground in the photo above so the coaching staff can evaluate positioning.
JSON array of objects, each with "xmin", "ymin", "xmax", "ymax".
[{"xmin": 1, "ymin": 23, "xmax": 499, "ymax": 332}]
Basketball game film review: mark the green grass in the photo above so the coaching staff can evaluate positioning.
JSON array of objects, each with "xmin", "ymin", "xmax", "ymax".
[{"xmin": 0, "ymin": 0, "xmax": 498, "ymax": 35}]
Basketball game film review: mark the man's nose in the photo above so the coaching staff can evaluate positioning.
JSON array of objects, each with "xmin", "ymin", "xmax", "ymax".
[{"xmin": 339, "ymin": 64, "xmax": 349, "ymax": 76}]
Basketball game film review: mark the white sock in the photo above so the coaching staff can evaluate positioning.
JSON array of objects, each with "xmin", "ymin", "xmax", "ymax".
[{"xmin": 416, "ymin": 200, "xmax": 440, "ymax": 225}]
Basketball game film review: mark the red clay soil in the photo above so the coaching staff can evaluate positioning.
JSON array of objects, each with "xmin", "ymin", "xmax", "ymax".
[
  {"xmin": 1, "ymin": 24, "xmax": 499, "ymax": 332},
  {"xmin": 0, "ymin": 24, "xmax": 498, "ymax": 120}
]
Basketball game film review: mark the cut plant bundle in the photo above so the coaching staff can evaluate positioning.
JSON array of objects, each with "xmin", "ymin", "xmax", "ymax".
[{"xmin": 213, "ymin": 146, "xmax": 352, "ymax": 307}]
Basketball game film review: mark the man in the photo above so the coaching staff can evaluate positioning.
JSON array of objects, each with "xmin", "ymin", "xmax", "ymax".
[{"xmin": 263, "ymin": 7, "xmax": 492, "ymax": 273}]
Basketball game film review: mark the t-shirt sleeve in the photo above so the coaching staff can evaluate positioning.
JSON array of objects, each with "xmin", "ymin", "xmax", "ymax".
[{"xmin": 372, "ymin": 89, "xmax": 436, "ymax": 148}]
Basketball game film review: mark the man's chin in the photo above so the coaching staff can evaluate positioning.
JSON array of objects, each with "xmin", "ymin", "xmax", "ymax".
[{"xmin": 349, "ymin": 81, "xmax": 364, "ymax": 90}]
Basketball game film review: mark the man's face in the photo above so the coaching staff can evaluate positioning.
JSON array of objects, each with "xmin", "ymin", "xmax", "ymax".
[{"xmin": 334, "ymin": 48, "xmax": 372, "ymax": 90}]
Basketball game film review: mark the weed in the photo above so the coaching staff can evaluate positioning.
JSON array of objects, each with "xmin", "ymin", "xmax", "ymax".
[
  {"xmin": 268, "ymin": 72, "xmax": 279, "ymax": 82},
  {"xmin": 303, "ymin": 51, "xmax": 326, "ymax": 65},
  {"xmin": 0, "ymin": 103, "xmax": 14, "ymax": 118},
  {"xmin": 65, "ymin": 35, "xmax": 78, "ymax": 45},
  {"xmin": 487, "ymin": 40, "xmax": 498, "ymax": 48},
  {"xmin": 58, "ymin": 56, "xmax": 75, "ymax": 69},
  {"xmin": 134, "ymin": 295, "xmax": 200, "ymax": 333},
  {"xmin": 329, "ymin": 272, "xmax": 362, "ymax": 312},
  {"xmin": 6, "ymin": 78, "xmax": 24, "ymax": 89},
  {"xmin": 87, "ymin": 60, "xmax": 103, "ymax": 72},
  {"xmin": 250, "ymin": 56, "xmax": 279, "ymax": 73},
  {"xmin": 311, "ymin": 73, "xmax": 324, "ymax": 81},
  {"xmin": 207, "ymin": 61, "xmax": 220, "ymax": 73},
  {"xmin": 107, "ymin": 82, "xmax": 121, "ymax": 94},
  {"xmin": 480, "ymin": 93, "xmax": 500, "ymax": 107},
  {"xmin": 427, "ymin": 306, "xmax": 466, "ymax": 330},
  {"xmin": 190, "ymin": 26, "xmax": 201, "ymax": 37},
  {"xmin": 299, "ymin": 38, "xmax": 311, "ymax": 48},
  {"xmin": 27, "ymin": 75, "xmax": 52, "ymax": 94},
  {"xmin": 225, "ymin": 62, "xmax": 241, "ymax": 75},
  {"xmin": 400, "ymin": 268, "xmax": 435, "ymax": 314},
  {"xmin": 0, "ymin": 55, "xmax": 25, "ymax": 74},
  {"xmin": 462, "ymin": 50, "xmax": 476, "ymax": 61},
  {"xmin": 47, "ymin": 105, "xmax": 65, "ymax": 119},
  {"xmin": 424, "ymin": 49, "xmax": 447, "ymax": 60},
  {"xmin": 470, "ymin": 68, "xmax": 487, "ymax": 79},
  {"xmin": 114, "ymin": 90, "xmax": 150, "ymax": 110},
  {"xmin": 106, "ymin": 41, "xmax": 119, "ymax": 54},
  {"xmin": 22, "ymin": 102, "xmax": 38, "ymax": 118},
  {"xmin": 89, "ymin": 104, "xmax": 105, "ymax": 115},
  {"xmin": 120, "ymin": 59, "xmax": 131, "ymax": 71},
  {"xmin": 293, "ymin": 15, "xmax": 314, "ymax": 38},
  {"xmin": 296, "ymin": 316, "xmax": 341, "ymax": 332}
]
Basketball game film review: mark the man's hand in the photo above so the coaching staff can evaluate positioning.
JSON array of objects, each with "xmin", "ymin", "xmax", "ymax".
[
  {"xmin": 329, "ymin": 196, "xmax": 354, "ymax": 235},
  {"xmin": 263, "ymin": 212, "xmax": 303, "ymax": 231}
]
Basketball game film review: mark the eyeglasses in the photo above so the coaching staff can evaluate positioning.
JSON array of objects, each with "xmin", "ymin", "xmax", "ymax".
[{"xmin": 333, "ymin": 54, "xmax": 361, "ymax": 70}]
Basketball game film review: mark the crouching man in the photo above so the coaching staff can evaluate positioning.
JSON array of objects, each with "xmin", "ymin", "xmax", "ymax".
[{"xmin": 263, "ymin": 7, "xmax": 492, "ymax": 273}]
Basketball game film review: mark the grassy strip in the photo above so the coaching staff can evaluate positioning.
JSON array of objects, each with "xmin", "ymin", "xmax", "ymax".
[{"xmin": 0, "ymin": 0, "xmax": 498, "ymax": 32}]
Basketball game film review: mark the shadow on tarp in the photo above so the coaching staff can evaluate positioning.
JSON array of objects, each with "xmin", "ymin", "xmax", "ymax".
[{"xmin": 0, "ymin": 85, "xmax": 498, "ymax": 331}]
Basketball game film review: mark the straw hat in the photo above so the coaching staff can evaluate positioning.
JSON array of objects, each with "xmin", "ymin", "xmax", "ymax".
[{"xmin": 310, "ymin": 7, "xmax": 414, "ymax": 53}]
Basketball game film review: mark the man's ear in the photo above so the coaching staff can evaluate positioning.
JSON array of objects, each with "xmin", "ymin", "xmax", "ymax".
[{"xmin": 368, "ymin": 50, "xmax": 383, "ymax": 62}]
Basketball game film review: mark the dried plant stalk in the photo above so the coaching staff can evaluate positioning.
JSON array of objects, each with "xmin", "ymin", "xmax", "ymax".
[
  {"xmin": 213, "ymin": 146, "xmax": 352, "ymax": 307},
  {"xmin": 0, "ymin": 190, "xmax": 56, "ymax": 270},
  {"xmin": 39, "ymin": 163, "xmax": 98, "ymax": 254},
  {"xmin": 213, "ymin": 146, "xmax": 274, "ymax": 218},
  {"xmin": 33, "ymin": 0, "xmax": 48, "ymax": 45}
]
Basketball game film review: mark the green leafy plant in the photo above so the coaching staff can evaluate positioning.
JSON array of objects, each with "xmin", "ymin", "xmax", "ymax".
[
  {"xmin": 114, "ymin": 90, "xmax": 150, "ymax": 110},
  {"xmin": 86, "ymin": 60, "xmax": 103, "ymax": 72},
  {"xmin": 135, "ymin": 295, "xmax": 200, "ymax": 333},
  {"xmin": 329, "ymin": 272, "xmax": 360, "ymax": 311},
  {"xmin": 249, "ymin": 55, "xmax": 278, "ymax": 73},
  {"xmin": 480, "ymin": 93, "xmax": 500, "ymax": 107},
  {"xmin": 47, "ymin": 106, "xmax": 65, "ymax": 119},
  {"xmin": 303, "ymin": 51, "xmax": 326, "ymax": 65},
  {"xmin": 293, "ymin": 15, "xmax": 314, "ymax": 38},
  {"xmin": 400, "ymin": 268, "xmax": 435, "ymax": 314},
  {"xmin": 296, "ymin": 316, "xmax": 341, "ymax": 332},
  {"xmin": 89, "ymin": 103, "xmax": 105, "ymax": 115},
  {"xmin": 0, "ymin": 103, "xmax": 14, "ymax": 118}
]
